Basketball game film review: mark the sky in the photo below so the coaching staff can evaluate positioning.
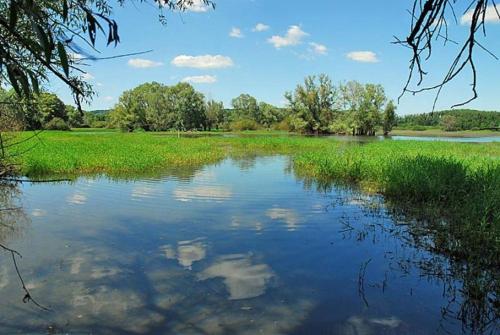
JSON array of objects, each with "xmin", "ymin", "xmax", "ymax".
[{"xmin": 53, "ymin": 0, "xmax": 500, "ymax": 115}]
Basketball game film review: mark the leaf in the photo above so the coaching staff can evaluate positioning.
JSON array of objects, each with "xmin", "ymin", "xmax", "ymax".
[
  {"xmin": 6, "ymin": 66, "xmax": 21, "ymax": 97},
  {"xmin": 28, "ymin": 71, "xmax": 40, "ymax": 95},
  {"xmin": 33, "ymin": 24, "xmax": 52, "ymax": 61},
  {"xmin": 58, "ymin": 42, "xmax": 69, "ymax": 77},
  {"xmin": 9, "ymin": 1, "xmax": 18, "ymax": 29}
]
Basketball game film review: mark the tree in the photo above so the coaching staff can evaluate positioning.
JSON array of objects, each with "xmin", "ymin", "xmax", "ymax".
[
  {"xmin": 0, "ymin": 1, "xmax": 214, "ymax": 109},
  {"xmin": 383, "ymin": 100, "xmax": 397, "ymax": 135},
  {"xmin": 205, "ymin": 100, "xmax": 225, "ymax": 130},
  {"xmin": 259, "ymin": 102, "xmax": 284, "ymax": 128},
  {"xmin": 65, "ymin": 105, "xmax": 83, "ymax": 128},
  {"xmin": 231, "ymin": 94, "xmax": 260, "ymax": 122},
  {"xmin": 340, "ymin": 81, "xmax": 387, "ymax": 136},
  {"xmin": 36, "ymin": 93, "xmax": 67, "ymax": 128},
  {"xmin": 285, "ymin": 74, "xmax": 337, "ymax": 133},
  {"xmin": 110, "ymin": 82, "xmax": 207, "ymax": 132},
  {"xmin": 440, "ymin": 114, "xmax": 459, "ymax": 131}
]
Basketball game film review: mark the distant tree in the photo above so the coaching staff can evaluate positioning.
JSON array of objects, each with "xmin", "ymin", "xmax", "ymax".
[
  {"xmin": 110, "ymin": 82, "xmax": 206, "ymax": 132},
  {"xmin": 205, "ymin": 100, "xmax": 225, "ymax": 130},
  {"xmin": 340, "ymin": 81, "xmax": 387, "ymax": 136},
  {"xmin": 383, "ymin": 100, "xmax": 397, "ymax": 135},
  {"xmin": 259, "ymin": 102, "xmax": 285, "ymax": 129},
  {"xmin": 231, "ymin": 94, "xmax": 260, "ymax": 122},
  {"xmin": 440, "ymin": 114, "xmax": 459, "ymax": 131},
  {"xmin": 66, "ymin": 105, "xmax": 83, "ymax": 128},
  {"xmin": 285, "ymin": 74, "xmax": 337, "ymax": 134},
  {"xmin": 36, "ymin": 93, "xmax": 67, "ymax": 127}
]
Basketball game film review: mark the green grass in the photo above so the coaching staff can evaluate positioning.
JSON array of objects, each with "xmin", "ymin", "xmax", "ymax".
[
  {"xmin": 9, "ymin": 131, "xmax": 333, "ymax": 177},
  {"xmin": 390, "ymin": 127, "xmax": 500, "ymax": 137}
]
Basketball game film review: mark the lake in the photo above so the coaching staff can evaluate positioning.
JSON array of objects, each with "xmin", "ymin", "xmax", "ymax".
[{"xmin": 0, "ymin": 155, "xmax": 496, "ymax": 334}]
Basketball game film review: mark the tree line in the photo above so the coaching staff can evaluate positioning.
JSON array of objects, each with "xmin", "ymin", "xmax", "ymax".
[
  {"xmin": 107, "ymin": 74, "xmax": 397, "ymax": 135},
  {"xmin": 397, "ymin": 109, "xmax": 500, "ymax": 132}
]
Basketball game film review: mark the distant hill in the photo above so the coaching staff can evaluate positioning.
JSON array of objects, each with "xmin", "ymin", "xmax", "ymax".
[{"xmin": 397, "ymin": 109, "xmax": 500, "ymax": 131}]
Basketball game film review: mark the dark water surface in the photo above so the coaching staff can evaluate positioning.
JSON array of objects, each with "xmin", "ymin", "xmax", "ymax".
[{"xmin": 0, "ymin": 156, "xmax": 495, "ymax": 334}]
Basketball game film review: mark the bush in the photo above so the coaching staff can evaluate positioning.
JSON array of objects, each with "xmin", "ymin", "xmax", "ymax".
[
  {"xmin": 44, "ymin": 117, "xmax": 70, "ymax": 130},
  {"xmin": 229, "ymin": 119, "xmax": 259, "ymax": 131},
  {"xmin": 91, "ymin": 120, "xmax": 108, "ymax": 128}
]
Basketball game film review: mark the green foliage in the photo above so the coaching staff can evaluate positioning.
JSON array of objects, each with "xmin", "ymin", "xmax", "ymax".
[
  {"xmin": 383, "ymin": 100, "xmax": 397, "ymax": 135},
  {"xmin": 397, "ymin": 109, "xmax": 500, "ymax": 130},
  {"xmin": 440, "ymin": 114, "xmax": 459, "ymax": 131},
  {"xmin": 231, "ymin": 94, "xmax": 260, "ymax": 122},
  {"xmin": 44, "ymin": 117, "xmax": 70, "ymax": 131},
  {"xmin": 285, "ymin": 74, "xmax": 337, "ymax": 133},
  {"xmin": 229, "ymin": 118, "xmax": 260, "ymax": 131},
  {"xmin": 339, "ymin": 81, "xmax": 387, "ymax": 136},
  {"xmin": 109, "ymin": 82, "xmax": 207, "ymax": 132},
  {"xmin": 205, "ymin": 100, "xmax": 226, "ymax": 130}
]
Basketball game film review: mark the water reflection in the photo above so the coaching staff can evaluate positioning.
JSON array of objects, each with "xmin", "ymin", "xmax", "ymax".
[
  {"xmin": 198, "ymin": 253, "xmax": 274, "ymax": 300},
  {"xmin": 162, "ymin": 237, "xmax": 207, "ymax": 269},
  {"xmin": 0, "ymin": 156, "xmax": 497, "ymax": 334}
]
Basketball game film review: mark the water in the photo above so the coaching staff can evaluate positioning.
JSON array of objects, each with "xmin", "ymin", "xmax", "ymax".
[
  {"xmin": 387, "ymin": 135, "xmax": 500, "ymax": 143},
  {"xmin": 0, "ymin": 156, "xmax": 496, "ymax": 334}
]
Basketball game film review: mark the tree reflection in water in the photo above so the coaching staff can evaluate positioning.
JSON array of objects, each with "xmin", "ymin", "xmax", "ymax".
[{"xmin": 294, "ymin": 173, "xmax": 499, "ymax": 334}]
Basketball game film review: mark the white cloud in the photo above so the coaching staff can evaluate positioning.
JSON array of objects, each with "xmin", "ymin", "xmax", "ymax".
[
  {"xmin": 185, "ymin": 0, "xmax": 211, "ymax": 12},
  {"xmin": 104, "ymin": 96, "xmax": 115, "ymax": 102},
  {"xmin": 461, "ymin": 4, "xmax": 500, "ymax": 24},
  {"xmin": 268, "ymin": 25, "xmax": 308, "ymax": 48},
  {"xmin": 253, "ymin": 23, "xmax": 270, "ymax": 32},
  {"xmin": 128, "ymin": 58, "xmax": 163, "ymax": 68},
  {"xmin": 346, "ymin": 51, "xmax": 379, "ymax": 63},
  {"xmin": 171, "ymin": 55, "xmax": 234, "ymax": 69},
  {"xmin": 229, "ymin": 27, "xmax": 244, "ymax": 38},
  {"xmin": 309, "ymin": 42, "xmax": 328, "ymax": 55},
  {"xmin": 182, "ymin": 75, "xmax": 217, "ymax": 84},
  {"xmin": 81, "ymin": 72, "xmax": 94, "ymax": 81}
]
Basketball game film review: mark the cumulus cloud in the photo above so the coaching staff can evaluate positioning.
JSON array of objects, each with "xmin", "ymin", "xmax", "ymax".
[
  {"xmin": 185, "ymin": 0, "xmax": 211, "ymax": 12},
  {"xmin": 229, "ymin": 27, "xmax": 244, "ymax": 38},
  {"xmin": 346, "ymin": 51, "xmax": 379, "ymax": 63},
  {"xmin": 171, "ymin": 55, "xmax": 234, "ymax": 69},
  {"xmin": 309, "ymin": 42, "xmax": 328, "ymax": 55},
  {"xmin": 253, "ymin": 23, "xmax": 270, "ymax": 32},
  {"xmin": 461, "ymin": 4, "xmax": 500, "ymax": 25},
  {"xmin": 268, "ymin": 25, "xmax": 308, "ymax": 48},
  {"xmin": 182, "ymin": 75, "xmax": 217, "ymax": 84},
  {"xmin": 128, "ymin": 58, "xmax": 163, "ymax": 68}
]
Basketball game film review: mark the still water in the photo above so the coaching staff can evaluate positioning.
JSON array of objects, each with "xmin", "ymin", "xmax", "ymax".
[{"xmin": 0, "ymin": 156, "xmax": 495, "ymax": 334}]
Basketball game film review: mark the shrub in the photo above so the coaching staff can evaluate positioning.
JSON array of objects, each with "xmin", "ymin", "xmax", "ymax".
[
  {"xmin": 229, "ymin": 119, "xmax": 259, "ymax": 131},
  {"xmin": 91, "ymin": 120, "xmax": 108, "ymax": 128},
  {"xmin": 44, "ymin": 117, "xmax": 70, "ymax": 130}
]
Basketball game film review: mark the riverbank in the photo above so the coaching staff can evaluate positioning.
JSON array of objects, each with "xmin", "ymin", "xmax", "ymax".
[{"xmin": 390, "ymin": 128, "xmax": 499, "ymax": 138}]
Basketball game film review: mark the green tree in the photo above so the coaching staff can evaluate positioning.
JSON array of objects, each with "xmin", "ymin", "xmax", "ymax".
[
  {"xmin": 36, "ymin": 93, "xmax": 67, "ymax": 127},
  {"xmin": 231, "ymin": 94, "xmax": 260, "ymax": 122},
  {"xmin": 285, "ymin": 74, "xmax": 337, "ymax": 133},
  {"xmin": 440, "ymin": 114, "xmax": 459, "ymax": 131},
  {"xmin": 66, "ymin": 105, "xmax": 83, "ymax": 128},
  {"xmin": 259, "ymin": 102, "xmax": 284, "ymax": 128},
  {"xmin": 383, "ymin": 100, "xmax": 397, "ymax": 135},
  {"xmin": 205, "ymin": 100, "xmax": 225, "ymax": 130}
]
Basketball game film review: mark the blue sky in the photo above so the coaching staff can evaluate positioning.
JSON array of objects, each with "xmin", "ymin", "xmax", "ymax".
[{"xmin": 54, "ymin": 0, "xmax": 500, "ymax": 115}]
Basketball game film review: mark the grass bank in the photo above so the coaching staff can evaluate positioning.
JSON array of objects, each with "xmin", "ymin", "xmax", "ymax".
[{"xmin": 390, "ymin": 128, "xmax": 499, "ymax": 137}]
